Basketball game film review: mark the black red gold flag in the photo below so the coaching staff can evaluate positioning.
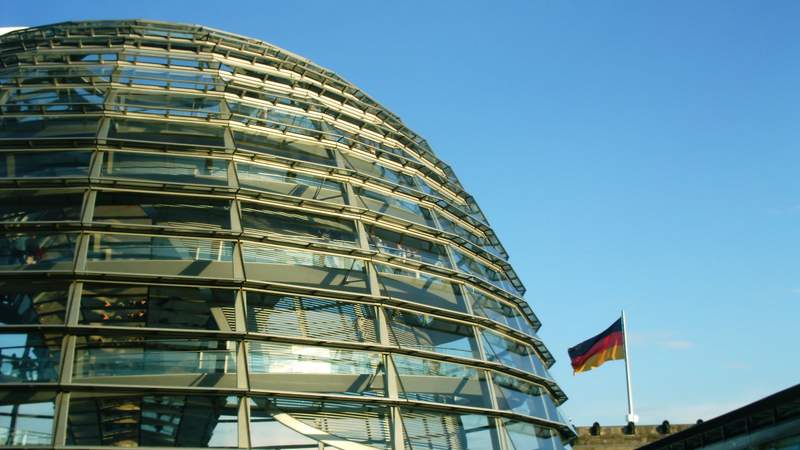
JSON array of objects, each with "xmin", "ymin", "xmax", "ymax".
[{"xmin": 568, "ymin": 318, "xmax": 625, "ymax": 374}]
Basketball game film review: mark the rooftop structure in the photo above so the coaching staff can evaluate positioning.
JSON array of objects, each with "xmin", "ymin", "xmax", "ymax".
[{"xmin": 0, "ymin": 20, "xmax": 575, "ymax": 449}]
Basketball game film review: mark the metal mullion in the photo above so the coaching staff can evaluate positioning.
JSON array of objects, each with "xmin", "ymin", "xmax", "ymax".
[
  {"xmin": 52, "ymin": 391, "xmax": 70, "ymax": 447},
  {"xmin": 238, "ymin": 395, "xmax": 250, "ymax": 449}
]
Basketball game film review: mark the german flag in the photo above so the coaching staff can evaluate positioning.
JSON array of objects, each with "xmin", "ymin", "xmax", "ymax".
[{"xmin": 568, "ymin": 318, "xmax": 626, "ymax": 374}]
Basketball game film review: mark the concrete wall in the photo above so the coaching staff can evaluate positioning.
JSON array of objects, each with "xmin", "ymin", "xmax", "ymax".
[{"xmin": 573, "ymin": 424, "xmax": 693, "ymax": 450}]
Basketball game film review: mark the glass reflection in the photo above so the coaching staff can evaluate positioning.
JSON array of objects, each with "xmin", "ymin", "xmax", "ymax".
[
  {"xmin": 79, "ymin": 284, "xmax": 236, "ymax": 330},
  {"xmin": 0, "ymin": 191, "xmax": 82, "ymax": 223},
  {"xmin": 366, "ymin": 224, "xmax": 451, "ymax": 268},
  {"xmin": 73, "ymin": 335, "xmax": 236, "ymax": 388},
  {"xmin": 385, "ymin": 308, "xmax": 478, "ymax": 359},
  {"xmin": 374, "ymin": 263, "xmax": 467, "ymax": 312},
  {"xmin": 0, "ymin": 233, "xmax": 76, "ymax": 270},
  {"xmin": 242, "ymin": 244, "xmax": 367, "ymax": 293},
  {"xmin": 245, "ymin": 292, "xmax": 377, "ymax": 343},
  {"xmin": 0, "ymin": 280, "xmax": 68, "ymax": 325},
  {"xmin": 401, "ymin": 408, "xmax": 501, "ymax": 450},
  {"xmin": 481, "ymin": 330, "xmax": 549, "ymax": 378},
  {"xmin": 0, "ymin": 333, "xmax": 61, "ymax": 383},
  {"xmin": 249, "ymin": 397, "xmax": 390, "ymax": 449},
  {"xmin": 241, "ymin": 202, "xmax": 357, "ymax": 246},
  {"xmin": 100, "ymin": 151, "xmax": 228, "ymax": 186},
  {"xmin": 73, "ymin": 336, "xmax": 236, "ymax": 387},
  {"xmin": 466, "ymin": 286, "xmax": 537, "ymax": 337},
  {"xmin": 0, "ymin": 151, "xmax": 90, "ymax": 178},
  {"xmin": 93, "ymin": 191, "xmax": 232, "ymax": 230},
  {"xmin": 353, "ymin": 186, "xmax": 436, "ymax": 228},
  {"xmin": 492, "ymin": 373, "xmax": 559, "ymax": 420},
  {"xmin": 236, "ymin": 162, "xmax": 345, "ymax": 204},
  {"xmin": 67, "ymin": 393, "xmax": 238, "ymax": 447},
  {"xmin": 501, "ymin": 419, "xmax": 560, "ymax": 450},
  {"xmin": 248, "ymin": 341, "xmax": 384, "ymax": 396},
  {"xmin": 393, "ymin": 355, "xmax": 491, "ymax": 408},
  {"xmin": 0, "ymin": 391, "xmax": 55, "ymax": 446}
]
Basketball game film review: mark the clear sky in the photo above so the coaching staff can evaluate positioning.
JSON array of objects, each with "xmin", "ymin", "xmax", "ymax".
[{"xmin": 5, "ymin": 0, "xmax": 799, "ymax": 426}]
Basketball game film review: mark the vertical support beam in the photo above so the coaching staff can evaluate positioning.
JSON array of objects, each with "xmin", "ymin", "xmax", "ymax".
[
  {"xmin": 52, "ymin": 392, "xmax": 70, "ymax": 447},
  {"xmin": 238, "ymin": 395, "xmax": 250, "ymax": 449},
  {"xmin": 236, "ymin": 341, "xmax": 248, "ymax": 390},
  {"xmin": 65, "ymin": 282, "xmax": 82, "ymax": 326}
]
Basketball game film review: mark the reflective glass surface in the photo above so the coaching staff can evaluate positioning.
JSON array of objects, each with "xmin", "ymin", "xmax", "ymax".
[
  {"xmin": 0, "ymin": 190, "xmax": 83, "ymax": 223},
  {"xmin": 79, "ymin": 284, "xmax": 236, "ymax": 330},
  {"xmin": 385, "ymin": 308, "xmax": 478, "ymax": 359},
  {"xmin": 0, "ymin": 333, "xmax": 61, "ymax": 383},
  {"xmin": 93, "ymin": 191, "xmax": 232, "ymax": 230},
  {"xmin": 401, "ymin": 408, "xmax": 501, "ymax": 450},
  {"xmin": 248, "ymin": 341, "xmax": 384, "ymax": 396},
  {"xmin": 0, "ymin": 233, "xmax": 76, "ymax": 271},
  {"xmin": 68, "ymin": 393, "xmax": 239, "ymax": 447},
  {"xmin": 73, "ymin": 335, "xmax": 236, "ymax": 387},
  {"xmin": 236, "ymin": 162, "xmax": 345, "ymax": 204},
  {"xmin": 0, "ymin": 391, "xmax": 55, "ymax": 446},
  {"xmin": 393, "ymin": 355, "xmax": 490, "ymax": 408},
  {"xmin": 0, "ymin": 280, "xmax": 68, "ymax": 325},
  {"xmin": 245, "ymin": 292, "xmax": 378, "ymax": 343},
  {"xmin": 249, "ymin": 397, "xmax": 391, "ymax": 449},
  {"xmin": 100, "ymin": 151, "xmax": 229, "ymax": 186},
  {"xmin": 242, "ymin": 202, "xmax": 357, "ymax": 246},
  {"xmin": 375, "ymin": 263, "xmax": 467, "ymax": 312}
]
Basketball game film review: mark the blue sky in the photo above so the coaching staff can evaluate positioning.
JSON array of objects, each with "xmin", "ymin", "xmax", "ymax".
[{"xmin": 6, "ymin": 0, "xmax": 799, "ymax": 426}]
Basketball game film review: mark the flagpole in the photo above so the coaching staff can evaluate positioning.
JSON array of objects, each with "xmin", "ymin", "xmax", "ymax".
[{"xmin": 622, "ymin": 310, "xmax": 638, "ymax": 424}]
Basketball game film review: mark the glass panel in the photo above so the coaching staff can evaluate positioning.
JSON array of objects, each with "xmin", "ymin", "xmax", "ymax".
[
  {"xmin": 492, "ymin": 373, "xmax": 559, "ymax": 420},
  {"xmin": 232, "ymin": 130, "xmax": 336, "ymax": 166},
  {"xmin": 374, "ymin": 263, "xmax": 467, "ymax": 312},
  {"xmin": 0, "ymin": 151, "xmax": 90, "ymax": 178},
  {"xmin": 0, "ymin": 391, "xmax": 55, "ymax": 446},
  {"xmin": 0, "ymin": 233, "xmax": 76, "ymax": 271},
  {"xmin": 241, "ymin": 202, "xmax": 357, "ymax": 246},
  {"xmin": 435, "ymin": 211, "xmax": 487, "ymax": 248},
  {"xmin": 0, "ymin": 190, "xmax": 82, "ymax": 223},
  {"xmin": 242, "ymin": 244, "xmax": 368, "ymax": 293},
  {"xmin": 245, "ymin": 292, "xmax": 377, "ymax": 343},
  {"xmin": 341, "ymin": 153, "xmax": 421, "ymax": 191},
  {"xmin": 100, "ymin": 151, "xmax": 228, "ymax": 186},
  {"xmin": 93, "ymin": 191, "xmax": 231, "ymax": 230},
  {"xmin": 85, "ymin": 233, "xmax": 234, "ymax": 277},
  {"xmin": 79, "ymin": 284, "xmax": 236, "ymax": 330},
  {"xmin": 480, "ymin": 330, "xmax": 549, "ymax": 378},
  {"xmin": 393, "ymin": 355, "xmax": 490, "ymax": 408},
  {"xmin": 466, "ymin": 286, "xmax": 537, "ymax": 337},
  {"xmin": 117, "ymin": 67, "xmax": 222, "ymax": 91},
  {"xmin": 67, "ymin": 393, "xmax": 239, "ymax": 447},
  {"xmin": 401, "ymin": 408, "xmax": 500, "ymax": 450},
  {"xmin": 501, "ymin": 420, "xmax": 560, "ymax": 450},
  {"xmin": 111, "ymin": 91, "xmax": 223, "ymax": 118},
  {"xmin": 247, "ymin": 341, "xmax": 384, "ymax": 397},
  {"xmin": 73, "ymin": 335, "xmax": 236, "ymax": 388},
  {"xmin": 0, "ymin": 280, "xmax": 68, "ymax": 325},
  {"xmin": 453, "ymin": 250, "xmax": 517, "ymax": 293},
  {"xmin": 0, "ymin": 66, "xmax": 113, "ymax": 86},
  {"xmin": 236, "ymin": 162, "xmax": 345, "ymax": 204},
  {"xmin": 249, "ymin": 397, "xmax": 391, "ymax": 449},
  {"xmin": 0, "ymin": 333, "xmax": 61, "ymax": 383},
  {"xmin": 385, "ymin": 308, "xmax": 478, "ymax": 359},
  {"xmin": 353, "ymin": 186, "xmax": 436, "ymax": 228},
  {"xmin": 108, "ymin": 117, "xmax": 225, "ymax": 148},
  {"xmin": 0, "ymin": 117, "xmax": 99, "ymax": 140},
  {"xmin": 1, "ymin": 87, "xmax": 104, "ymax": 113},
  {"xmin": 366, "ymin": 224, "xmax": 451, "ymax": 268}
]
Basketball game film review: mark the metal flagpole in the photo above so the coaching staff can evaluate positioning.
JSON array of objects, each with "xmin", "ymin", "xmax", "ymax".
[{"xmin": 621, "ymin": 310, "xmax": 638, "ymax": 424}]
